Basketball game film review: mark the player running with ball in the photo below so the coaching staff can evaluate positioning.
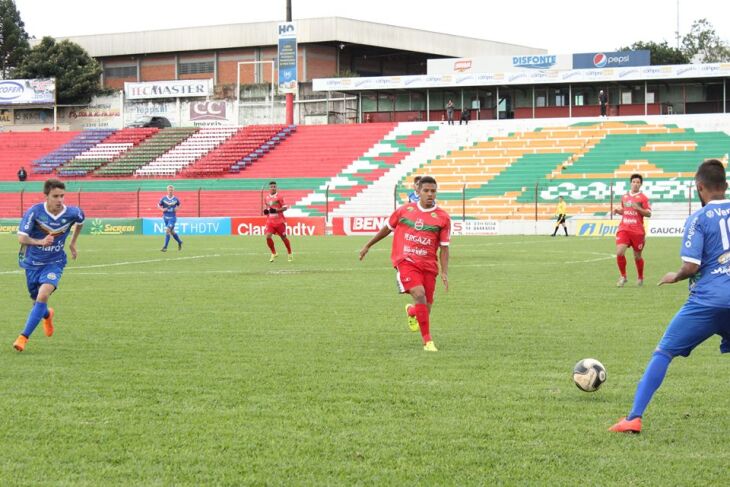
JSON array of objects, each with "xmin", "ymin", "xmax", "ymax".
[{"xmin": 359, "ymin": 176, "xmax": 450, "ymax": 352}]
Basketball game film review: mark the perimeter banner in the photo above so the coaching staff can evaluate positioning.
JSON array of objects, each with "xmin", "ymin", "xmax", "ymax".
[{"xmin": 231, "ymin": 217, "xmax": 325, "ymax": 236}]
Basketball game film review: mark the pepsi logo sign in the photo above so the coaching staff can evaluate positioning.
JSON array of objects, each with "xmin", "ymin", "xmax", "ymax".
[{"xmin": 593, "ymin": 53, "xmax": 608, "ymax": 68}]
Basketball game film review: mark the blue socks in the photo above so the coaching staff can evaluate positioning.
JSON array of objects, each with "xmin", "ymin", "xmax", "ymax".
[
  {"xmin": 627, "ymin": 351, "xmax": 672, "ymax": 420},
  {"xmin": 163, "ymin": 234, "xmax": 171, "ymax": 248},
  {"xmin": 22, "ymin": 301, "xmax": 48, "ymax": 338},
  {"xmin": 172, "ymin": 233, "xmax": 182, "ymax": 244}
]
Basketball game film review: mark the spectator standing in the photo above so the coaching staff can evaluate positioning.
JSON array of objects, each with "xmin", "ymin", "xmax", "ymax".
[
  {"xmin": 17, "ymin": 167, "xmax": 27, "ymax": 182},
  {"xmin": 599, "ymin": 90, "xmax": 608, "ymax": 117},
  {"xmin": 446, "ymin": 99, "xmax": 455, "ymax": 125}
]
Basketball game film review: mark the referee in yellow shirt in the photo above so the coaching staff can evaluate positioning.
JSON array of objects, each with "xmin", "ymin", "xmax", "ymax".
[{"xmin": 551, "ymin": 196, "xmax": 568, "ymax": 236}]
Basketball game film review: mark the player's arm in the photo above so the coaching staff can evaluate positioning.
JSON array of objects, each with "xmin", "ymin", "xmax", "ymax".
[
  {"xmin": 439, "ymin": 245, "xmax": 449, "ymax": 291},
  {"xmin": 359, "ymin": 226, "xmax": 392, "ymax": 260},
  {"xmin": 68, "ymin": 222, "xmax": 83, "ymax": 260},
  {"xmin": 659, "ymin": 260, "xmax": 699, "ymax": 286},
  {"xmin": 18, "ymin": 233, "xmax": 53, "ymax": 247},
  {"xmin": 612, "ymin": 206, "xmax": 624, "ymax": 215},
  {"xmin": 633, "ymin": 201, "xmax": 651, "ymax": 217}
]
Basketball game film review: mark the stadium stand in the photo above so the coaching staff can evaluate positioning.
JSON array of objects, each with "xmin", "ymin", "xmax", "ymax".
[
  {"xmin": 2, "ymin": 118, "xmax": 729, "ymax": 220},
  {"xmin": 33, "ymin": 130, "xmax": 115, "ymax": 174},
  {"xmin": 135, "ymin": 127, "xmax": 239, "ymax": 177},
  {"xmin": 289, "ymin": 124, "xmax": 438, "ymax": 216},
  {"xmin": 58, "ymin": 128, "xmax": 158, "ymax": 177},
  {"xmin": 181, "ymin": 125, "xmax": 290, "ymax": 177},
  {"xmin": 404, "ymin": 121, "xmax": 730, "ymax": 219},
  {"xmin": 95, "ymin": 128, "xmax": 198, "ymax": 177},
  {"xmin": 232, "ymin": 123, "xmax": 397, "ymax": 178}
]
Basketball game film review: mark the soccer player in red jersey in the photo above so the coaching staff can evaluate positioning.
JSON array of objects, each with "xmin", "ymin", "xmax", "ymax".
[
  {"xmin": 263, "ymin": 181, "xmax": 293, "ymax": 262},
  {"xmin": 612, "ymin": 173, "xmax": 651, "ymax": 287},
  {"xmin": 359, "ymin": 176, "xmax": 450, "ymax": 352}
]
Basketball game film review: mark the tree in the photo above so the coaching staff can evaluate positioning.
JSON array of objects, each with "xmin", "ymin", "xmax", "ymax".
[
  {"xmin": 616, "ymin": 41, "xmax": 689, "ymax": 65},
  {"xmin": 14, "ymin": 36, "xmax": 104, "ymax": 104},
  {"xmin": 0, "ymin": 0, "xmax": 30, "ymax": 79},
  {"xmin": 682, "ymin": 18, "xmax": 730, "ymax": 63}
]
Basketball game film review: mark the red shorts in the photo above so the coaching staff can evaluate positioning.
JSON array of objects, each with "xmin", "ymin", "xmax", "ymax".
[
  {"xmin": 265, "ymin": 222, "xmax": 287, "ymax": 237},
  {"xmin": 395, "ymin": 261, "xmax": 437, "ymax": 304},
  {"xmin": 616, "ymin": 229, "xmax": 645, "ymax": 251}
]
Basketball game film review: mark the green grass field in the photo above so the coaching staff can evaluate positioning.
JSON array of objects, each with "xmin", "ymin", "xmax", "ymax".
[{"xmin": 1, "ymin": 234, "xmax": 728, "ymax": 485}]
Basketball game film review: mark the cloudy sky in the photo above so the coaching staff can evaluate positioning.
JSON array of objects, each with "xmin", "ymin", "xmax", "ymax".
[{"xmin": 12, "ymin": 0, "xmax": 730, "ymax": 53}]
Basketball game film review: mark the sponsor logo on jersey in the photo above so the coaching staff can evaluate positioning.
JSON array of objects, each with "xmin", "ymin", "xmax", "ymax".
[
  {"xmin": 414, "ymin": 219, "xmax": 424, "ymax": 230},
  {"xmin": 46, "ymin": 272, "xmax": 57, "ymax": 280}
]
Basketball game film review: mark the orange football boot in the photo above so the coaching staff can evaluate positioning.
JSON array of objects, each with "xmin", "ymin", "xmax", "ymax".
[
  {"xmin": 43, "ymin": 307, "xmax": 54, "ymax": 337},
  {"xmin": 13, "ymin": 335, "xmax": 28, "ymax": 352},
  {"xmin": 608, "ymin": 417, "xmax": 642, "ymax": 434}
]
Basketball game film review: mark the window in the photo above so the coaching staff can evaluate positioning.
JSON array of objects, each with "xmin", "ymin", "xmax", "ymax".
[
  {"xmin": 106, "ymin": 66, "xmax": 137, "ymax": 78},
  {"xmin": 179, "ymin": 61, "xmax": 214, "ymax": 75}
]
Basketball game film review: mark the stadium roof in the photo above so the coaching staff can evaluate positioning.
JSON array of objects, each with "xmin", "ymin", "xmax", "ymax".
[{"xmin": 54, "ymin": 17, "xmax": 545, "ymax": 59}]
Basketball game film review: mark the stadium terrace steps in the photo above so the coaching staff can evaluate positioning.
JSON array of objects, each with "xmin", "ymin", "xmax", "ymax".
[
  {"xmin": 181, "ymin": 125, "xmax": 291, "ymax": 177},
  {"xmin": 94, "ymin": 128, "xmax": 198, "ymax": 177},
  {"xmin": 57, "ymin": 128, "xmax": 159, "ymax": 177},
  {"xmin": 288, "ymin": 124, "xmax": 438, "ymax": 217},
  {"xmin": 0, "ymin": 131, "xmax": 79, "ymax": 181},
  {"xmin": 334, "ymin": 123, "xmax": 490, "ymax": 217},
  {"xmin": 135, "ymin": 127, "xmax": 239, "ymax": 177},
  {"xmin": 231, "ymin": 123, "xmax": 396, "ymax": 179},
  {"xmin": 33, "ymin": 130, "xmax": 116, "ymax": 174},
  {"xmin": 396, "ymin": 120, "xmax": 730, "ymax": 220}
]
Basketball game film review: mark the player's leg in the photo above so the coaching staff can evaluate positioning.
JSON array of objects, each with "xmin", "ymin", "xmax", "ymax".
[
  {"xmin": 162, "ymin": 224, "xmax": 171, "ymax": 251},
  {"xmin": 397, "ymin": 263, "xmax": 433, "ymax": 349},
  {"xmin": 14, "ymin": 267, "xmax": 61, "ymax": 351},
  {"xmin": 561, "ymin": 217, "xmax": 568, "ymax": 236},
  {"xmin": 278, "ymin": 225, "xmax": 292, "ymax": 261},
  {"xmin": 615, "ymin": 233, "xmax": 629, "ymax": 286},
  {"xmin": 551, "ymin": 216, "xmax": 560, "ymax": 236},
  {"xmin": 633, "ymin": 235, "xmax": 645, "ymax": 286},
  {"xmin": 265, "ymin": 229, "xmax": 277, "ymax": 261},
  {"xmin": 170, "ymin": 221, "xmax": 182, "ymax": 250},
  {"xmin": 610, "ymin": 302, "xmax": 720, "ymax": 433}
]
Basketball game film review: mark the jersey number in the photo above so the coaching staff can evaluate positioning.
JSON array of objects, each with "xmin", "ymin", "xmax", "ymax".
[{"xmin": 719, "ymin": 218, "xmax": 730, "ymax": 250}]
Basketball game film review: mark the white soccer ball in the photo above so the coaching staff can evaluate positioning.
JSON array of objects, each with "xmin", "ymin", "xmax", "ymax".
[{"xmin": 572, "ymin": 358, "xmax": 606, "ymax": 392}]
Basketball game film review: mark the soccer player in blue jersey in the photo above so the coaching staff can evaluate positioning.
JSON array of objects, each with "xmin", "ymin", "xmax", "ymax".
[
  {"xmin": 159, "ymin": 185, "xmax": 182, "ymax": 251},
  {"xmin": 14, "ymin": 179, "xmax": 85, "ymax": 352},
  {"xmin": 407, "ymin": 176, "xmax": 422, "ymax": 203},
  {"xmin": 610, "ymin": 159, "xmax": 730, "ymax": 433}
]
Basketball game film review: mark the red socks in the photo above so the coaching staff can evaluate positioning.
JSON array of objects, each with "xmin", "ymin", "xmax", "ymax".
[
  {"xmin": 283, "ymin": 237, "xmax": 292, "ymax": 254},
  {"xmin": 617, "ymin": 255, "xmax": 627, "ymax": 277},
  {"xmin": 414, "ymin": 303, "xmax": 431, "ymax": 343},
  {"xmin": 636, "ymin": 258, "xmax": 644, "ymax": 280},
  {"xmin": 266, "ymin": 237, "xmax": 276, "ymax": 254}
]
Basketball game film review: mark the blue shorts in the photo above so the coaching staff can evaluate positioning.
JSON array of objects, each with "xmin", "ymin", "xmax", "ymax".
[
  {"xmin": 657, "ymin": 301, "xmax": 730, "ymax": 357},
  {"xmin": 25, "ymin": 264, "xmax": 64, "ymax": 300},
  {"xmin": 164, "ymin": 216, "xmax": 177, "ymax": 230}
]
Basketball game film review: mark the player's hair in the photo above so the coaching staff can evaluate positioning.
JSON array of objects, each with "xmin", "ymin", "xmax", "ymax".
[
  {"xmin": 695, "ymin": 159, "xmax": 727, "ymax": 191},
  {"xmin": 43, "ymin": 179, "xmax": 65, "ymax": 195},
  {"xmin": 269, "ymin": 181, "xmax": 277, "ymax": 186},
  {"xmin": 413, "ymin": 176, "xmax": 422, "ymax": 184},
  {"xmin": 419, "ymin": 176, "xmax": 437, "ymax": 187},
  {"xmin": 629, "ymin": 173, "xmax": 643, "ymax": 183}
]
